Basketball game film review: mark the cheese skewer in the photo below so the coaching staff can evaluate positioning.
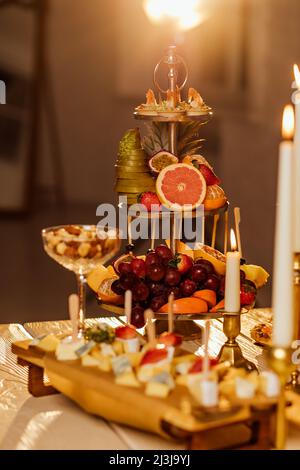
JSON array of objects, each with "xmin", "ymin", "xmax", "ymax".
[
  {"xmin": 124, "ymin": 290, "xmax": 132, "ymax": 325},
  {"xmin": 211, "ymin": 214, "xmax": 219, "ymax": 249},
  {"xmin": 68, "ymin": 294, "xmax": 79, "ymax": 342},
  {"xmin": 168, "ymin": 293, "xmax": 174, "ymax": 333},
  {"xmin": 150, "ymin": 215, "xmax": 156, "ymax": 251},
  {"xmin": 234, "ymin": 207, "xmax": 242, "ymax": 256},
  {"xmin": 203, "ymin": 321, "xmax": 211, "ymax": 378},
  {"xmin": 144, "ymin": 309, "xmax": 156, "ymax": 345},
  {"xmin": 224, "ymin": 210, "xmax": 228, "ymax": 254}
]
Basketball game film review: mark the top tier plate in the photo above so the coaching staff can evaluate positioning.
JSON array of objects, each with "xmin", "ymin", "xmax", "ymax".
[{"xmin": 133, "ymin": 109, "xmax": 213, "ymax": 123}]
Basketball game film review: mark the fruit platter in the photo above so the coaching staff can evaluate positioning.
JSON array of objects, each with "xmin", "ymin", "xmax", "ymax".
[
  {"xmin": 89, "ymin": 243, "xmax": 269, "ymax": 331},
  {"xmin": 92, "ymin": 46, "xmax": 270, "ymax": 333}
]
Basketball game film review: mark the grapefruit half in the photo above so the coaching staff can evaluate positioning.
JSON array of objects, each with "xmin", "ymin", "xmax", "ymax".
[{"xmin": 156, "ymin": 163, "xmax": 206, "ymax": 210}]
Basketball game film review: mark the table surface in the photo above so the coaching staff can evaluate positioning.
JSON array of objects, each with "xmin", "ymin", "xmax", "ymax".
[{"xmin": 1, "ymin": 309, "xmax": 300, "ymax": 450}]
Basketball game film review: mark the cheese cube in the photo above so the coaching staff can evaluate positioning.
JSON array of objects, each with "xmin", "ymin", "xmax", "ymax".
[
  {"xmin": 115, "ymin": 371, "xmax": 140, "ymax": 388},
  {"xmin": 56, "ymin": 339, "xmax": 84, "ymax": 361},
  {"xmin": 145, "ymin": 381, "xmax": 170, "ymax": 398},
  {"xmin": 81, "ymin": 355, "xmax": 101, "ymax": 367},
  {"xmin": 38, "ymin": 335, "xmax": 60, "ymax": 352},
  {"xmin": 235, "ymin": 377, "xmax": 256, "ymax": 399},
  {"xmin": 111, "ymin": 355, "xmax": 132, "ymax": 376}
]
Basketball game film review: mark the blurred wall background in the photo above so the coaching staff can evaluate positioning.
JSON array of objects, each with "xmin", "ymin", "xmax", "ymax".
[{"xmin": 1, "ymin": 0, "xmax": 300, "ymax": 321}]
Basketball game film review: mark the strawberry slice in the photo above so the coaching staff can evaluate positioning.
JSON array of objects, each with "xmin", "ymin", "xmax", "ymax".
[
  {"xmin": 138, "ymin": 192, "xmax": 161, "ymax": 212},
  {"xmin": 115, "ymin": 325, "xmax": 137, "ymax": 340},
  {"xmin": 141, "ymin": 347, "xmax": 168, "ymax": 365},
  {"xmin": 188, "ymin": 357, "xmax": 219, "ymax": 374},
  {"xmin": 158, "ymin": 332, "xmax": 183, "ymax": 347},
  {"xmin": 199, "ymin": 164, "xmax": 221, "ymax": 186}
]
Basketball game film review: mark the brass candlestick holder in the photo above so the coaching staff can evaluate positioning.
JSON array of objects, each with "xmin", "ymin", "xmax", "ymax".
[
  {"xmin": 267, "ymin": 346, "xmax": 294, "ymax": 450},
  {"xmin": 289, "ymin": 252, "xmax": 300, "ymax": 392},
  {"xmin": 217, "ymin": 312, "xmax": 257, "ymax": 371}
]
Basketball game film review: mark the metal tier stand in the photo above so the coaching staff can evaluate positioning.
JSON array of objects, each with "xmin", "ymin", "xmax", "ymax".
[{"xmin": 133, "ymin": 45, "xmax": 227, "ymax": 339}]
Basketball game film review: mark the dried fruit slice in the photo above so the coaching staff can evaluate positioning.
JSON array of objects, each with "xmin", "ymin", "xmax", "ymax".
[
  {"xmin": 210, "ymin": 299, "xmax": 225, "ymax": 313},
  {"xmin": 182, "ymin": 154, "xmax": 213, "ymax": 171},
  {"xmin": 240, "ymin": 264, "xmax": 270, "ymax": 288},
  {"xmin": 194, "ymin": 245, "xmax": 226, "ymax": 276},
  {"xmin": 159, "ymin": 297, "xmax": 208, "ymax": 314},
  {"xmin": 87, "ymin": 265, "xmax": 116, "ymax": 293},
  {"xmin": 98, "ymin": 277, "xmax": 124, "ymax": 305},
  {"xmin": 203, "ymin": 184, "xmax": 227, "ymax": 211},
  {"xmin": 156, "ymin": 163, "xmax": 207, "ymax": 210},
  {"xmin": 193, "ymin": 289, "xmax": 217, "ymax": 308},
  {"xmin": 149, "ymin": 151, "xmax": 178, "ymax": 174}
]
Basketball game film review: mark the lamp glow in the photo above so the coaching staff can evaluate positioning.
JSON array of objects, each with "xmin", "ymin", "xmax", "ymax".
[
  {"xmin": 143, "ymin": 0, "xmax": 206, "ymax": 31},
  {"xmin": 282, "ymin": 104, "xmax": 295, "ymax": 141}
]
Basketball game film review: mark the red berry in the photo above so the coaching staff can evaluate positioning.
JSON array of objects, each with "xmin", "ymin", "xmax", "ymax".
[
  {"xmin": 148, "ymin": 281, "xmax": 166, "ymax": 298},
  {"xmin": 189, "ymin": 357, "xmax": 219, "ymax": 374},
  {"xmin": 115, "ymin": 325, "xmax": 137, "ymax": 339},
  {"xmin": 111, "ymin": 279, "xmax": 124, "ymax": 295},
  {"xmin": 138, "ymin": 192, "xmax": 161, "ymax": 212},
  {"xmin": 145, "ymin": 252, "xmax": 161, "ymax": 267},
  {"xmin": 119, "ymin": 272, "xmax": 139, "ymax": 290},
  {"xmin": 155, "ymin": 245, "xmax": 173, "ymax": 265},
  {"xmin": 204, "ymin": 274, "xmax": 220, "ymax": 292},
  {"xmin": 180, "ymin": 279, "xmax": 197, "ymax": 296},
  {"xmin": 118, "ymin": 262, "xmax": 132, "ymax": 275},
  {"xmin": 131, "ymin": 305, "xmax": 146, "ymax": 328},
  {"xmin": 240, "ymin": 281, "xmax": 256, "ymax": 306},
  {"xmin": 130, "ymin": 258, "xmax": 146, "ymax": 278},
  {"xmin": 132, "ymin": 282, "xmax": 149, "ymax": 302},
  {"xmin": 158, "ymin": 332, "xmax": 182, "ymax": 347},
  {"xmin": 190, "ymin": 265, "xmax": 207, "ymax": 284},
  {"xmin": 150, "ymin": 295, "xmax": 167, "ymax": 312},
  {"xmin": 199, "ymin": 164, "xmax": 221, "ymax": 186},
  {"xmin": 171, "ymin": 254, "xmax": 193, "ymax": 274},
  {"xmin": 146, "ymin": 264, "xmax": 165, "ymax": 282},
  {"xmin": 141, "ymin": 347, "xmax": 168, "ymax": 365},
  {"xmin": 166, "ymin": 286, "xmax": 181, "ymax": 299},
  {"xmin": 194, "ymin": 259, "xmax": 214, "ymax": 274},
  {"xmin": 165, "ymin": 267, "xmax": 181, "ymax": 286}
]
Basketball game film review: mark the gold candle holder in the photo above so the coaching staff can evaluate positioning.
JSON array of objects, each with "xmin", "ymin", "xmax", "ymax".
[
  {"xmin": 289, "ymin": 253, "xmax": 300, "ymax": 392},
  {"xmin": 267, "ymin": 347, "xmax": 294, "ymax": 449},
  {"xmin": 217, "ymin": 312, "xmax": 257, "ymax": 371}
]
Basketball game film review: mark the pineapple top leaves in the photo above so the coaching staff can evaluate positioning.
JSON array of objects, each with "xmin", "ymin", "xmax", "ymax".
[{"xmin": 143, "ymin": 121, "xmax": 205, "ymax": 159}]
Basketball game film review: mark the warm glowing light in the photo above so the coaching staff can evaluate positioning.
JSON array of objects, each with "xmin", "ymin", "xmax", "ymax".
[
  {"xmin": 143, "ymin": 0, "xmax": 206, "ymax": 31},
  {"xmin": 230, "ymin": 229, "xmax": 237, "ymax": 251},
  {"xmin": 294, "ymin": 64, "xmax": 300, "ymax": 89},
  {"xmin": 282, "ymin": 104, "xmax": 295, "ymax": 140}
]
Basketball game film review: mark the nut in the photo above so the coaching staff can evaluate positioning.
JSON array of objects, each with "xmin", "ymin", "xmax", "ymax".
[
  {"xmin": 78, "ymin": 242, "xmax": 91, "ymax": 258},
  {"xmin": 56, "ymin": 242, "xmax": 67, "ymax": 255}
]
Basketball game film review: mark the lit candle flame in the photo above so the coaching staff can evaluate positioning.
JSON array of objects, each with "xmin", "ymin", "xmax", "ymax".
[
  {"xmin": 282, "ymin": 104, "xmax": 295, "ymax": 140},
  {"xmin": 230, "ymin": 229, "xmax": 237, "ymax": 251},
  {"xmin": 294, "ymin": 64, "xmax": 300, "ymax": 89}
]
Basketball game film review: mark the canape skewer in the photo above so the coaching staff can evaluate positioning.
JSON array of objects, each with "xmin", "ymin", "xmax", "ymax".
[
  {"xmin": 234, "ymin": 207, "xmax": 242, "ymax": 256},
  {"xmin": 144, "ymin": 309, "xmax": 156, "ymax": 345},
  {"xmin": 224, "ymin": 211, "xmax": 228, "ymax": 254},
  {"xmin": 124, "ymin": 290, "xmax": 132, "ymax": 325},
  {"xmin": 150, "ymin": 216, "xmax": 156, "ymax": 251},
  {"xmin": 68, "ymin": 294, "xmax": 79, "ymax": 342},
  {"xmin": 211, "ymin": 214, "xmax": 220, "ymax": 249},
  {"xmin": 168, "ymin": 293, "xmax": 174, "ymax": 333},
  {"xmin": 203, "ymin": 321, "xmax": 211, "ymax": 378}
]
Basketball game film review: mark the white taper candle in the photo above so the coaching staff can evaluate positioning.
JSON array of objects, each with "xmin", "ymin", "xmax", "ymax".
[{"xmin": 272, "ymin": 105, "xmax": 294, "ymax": 347}]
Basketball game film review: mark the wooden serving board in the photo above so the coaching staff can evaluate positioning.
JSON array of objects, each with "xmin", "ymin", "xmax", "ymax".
[{"xmin": 11, "ymin": 339, "xmax": 276, "ymax": 449}]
